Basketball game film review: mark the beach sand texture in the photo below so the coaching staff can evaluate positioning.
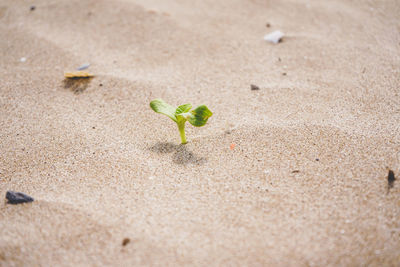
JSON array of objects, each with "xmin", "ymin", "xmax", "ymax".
[{"xmin": 1, "ymin": 0, "xmax": 400, "ymax": 265}]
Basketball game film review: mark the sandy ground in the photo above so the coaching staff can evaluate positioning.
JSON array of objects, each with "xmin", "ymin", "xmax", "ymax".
[{"xmin": 1, "ymin": 0, "xmax": 400, "ymax": 266}]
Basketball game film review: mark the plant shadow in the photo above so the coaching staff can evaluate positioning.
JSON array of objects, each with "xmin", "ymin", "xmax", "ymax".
[{"xmin": 149, "ymin": 142, "xmax": 207, "ymax": 165}]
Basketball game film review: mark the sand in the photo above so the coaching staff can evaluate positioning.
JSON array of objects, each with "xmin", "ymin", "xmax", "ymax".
[{"xmin": 0, "ymin": 0, "xmax": 399, "ymax": 266}]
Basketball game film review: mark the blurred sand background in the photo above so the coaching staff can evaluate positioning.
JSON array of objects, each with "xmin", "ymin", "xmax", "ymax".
[{"xmin": 1, "ymin": 0, "xmax": 400, "ymax": 265}]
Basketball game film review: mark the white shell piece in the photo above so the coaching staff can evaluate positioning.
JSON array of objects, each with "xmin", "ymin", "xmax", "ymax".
[
  {"xmin": 77, "ymin": 63, "xmax": 90, "ymax": 70},
  {"xmin": 264, "ymin": 30, "xmax": 284, "ymax": 44}
]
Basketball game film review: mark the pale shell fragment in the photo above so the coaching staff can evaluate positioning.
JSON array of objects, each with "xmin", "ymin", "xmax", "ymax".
[
  {"xmin": 77, "ymin": 63, "xmax": 90, "ymax": 70},
  {"xmin": 264, "ymin": 30, "xmax": 284, "ymax": 44}
]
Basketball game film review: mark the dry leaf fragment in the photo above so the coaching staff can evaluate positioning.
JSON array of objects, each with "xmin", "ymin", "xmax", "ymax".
[
  {"xmin": 63, "ymin": 71, "xmax": 94, "ymax": 94},
  {"xmin": 64, "ymin": 71, "xmax": 94, "ymax": 79}
]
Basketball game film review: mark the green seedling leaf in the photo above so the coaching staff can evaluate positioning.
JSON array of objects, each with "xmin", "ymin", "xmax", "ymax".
[
  {"xmin": 150, "ymin": 99, "xmax": 213, "ymax": 144},
  {"xmin": 150, "ymin": 99, "xmax": 177, "ymax": 122},
  {"xmin": 188, "ymin": 105, "xmax": 213, "ymax": 127},
  {"xmin": 175, "ymin": 104, "xmax": 192, "ymax": 115}
]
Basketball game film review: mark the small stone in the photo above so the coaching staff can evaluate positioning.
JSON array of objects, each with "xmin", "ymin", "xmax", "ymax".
[
  {"xmin": 99, "ymin": 83, "xmax": 103, "ymax": 87},
  {"xmin": 122, "ymin": 238, "xmax": 130, "ymax": 246},
  {"xmin": 282, "ymin": 72, "xmax": 287, "ymax": 76},
  {"xmin": 6, "ymin": 191, "xmax": 34, "ymax": 204},
  {"xmin": 315, "ymin": 158, "xmax": 319, "ymax": 161},
  {"xmin": 266, "ymin": 23, "xmax": 271, "ymax": 28},
  {"xmin": 251, "ymin": 84, "xmax": 260, "ymax": 90},
  {"xmin": 30, "ymin": 6, "xmax": 36, "ymax": 11},
  {"xmin": 20, "ymin": 57, "xmax": 26, "ymax": 62}
]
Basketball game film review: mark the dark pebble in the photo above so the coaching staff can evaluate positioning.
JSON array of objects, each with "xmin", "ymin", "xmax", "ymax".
[
  {"xmin": 315, "ymin": 158, "xmax": 319, "ymax": 161},
  {"xmin": 388, "ymin": 170, "xmax": 395, "ymax": 189},
  {"xmin": 6, "ymin": 191, "xmax": 34, "ymax": 204},
  {"xmin": 266, "ymin": 23, "xmax": 271, "ymax": 28},
  {"xmin": 292, "ymin": 170, "xmax": 300, "ymax": 173},
  {"xmin": 251, "ymin": 84, "xmax": 260, "ymax": 90},
  {"xmin": 99, "ymin": 83, "xmax": 103, "ymax": 87},
  {"xmin": 122, "ymin": 238, "xmax": 130, "ymax": 246},
  {"xmin": 282, "ymin": 72, "xmax": 287, "ymax": 76},
  {"xmin": 30, "ymin": 5, "xmax": 36, "ymax": 11}
]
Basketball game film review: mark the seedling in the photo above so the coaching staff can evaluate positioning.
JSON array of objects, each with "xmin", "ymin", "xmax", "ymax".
[{"xmin": 150, "ymin": 99, "xmax": 213, "ymax": 144}]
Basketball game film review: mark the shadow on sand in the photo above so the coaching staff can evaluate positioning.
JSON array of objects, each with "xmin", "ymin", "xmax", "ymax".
[
  {"xmin": 149, "ymin": 142, "xmax": 207, "ymax": 165},
  {"xmin": 63, "ymin": 77, "xmax": 93, "ymax": 94}
]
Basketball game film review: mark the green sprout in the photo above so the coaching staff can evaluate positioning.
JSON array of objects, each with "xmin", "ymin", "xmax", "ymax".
[{"xmin": 150, "ymin": 99, "xmax": 213, "ymax": 144}]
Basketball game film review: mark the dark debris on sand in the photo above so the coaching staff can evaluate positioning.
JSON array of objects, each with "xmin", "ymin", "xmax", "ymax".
[
  {"xmin": 6, "ymin": 191, "xmax": 34, "ymax": 204},
  {"xmin": 251, "ymin": 84, "xmax": 260, "ymax": 90},
  {"xmin": 122, "ymin": 238, "xmax": 130, "ymax": 246},
  {"xmin": 387, "ymin": 170, "xmax": 396, "ymax": 193}
]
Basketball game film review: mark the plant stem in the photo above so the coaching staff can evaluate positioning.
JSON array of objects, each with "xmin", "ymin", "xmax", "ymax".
[{"xmin": 177, "ymin": 121, "xmax": 187, "ymax": 144}]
